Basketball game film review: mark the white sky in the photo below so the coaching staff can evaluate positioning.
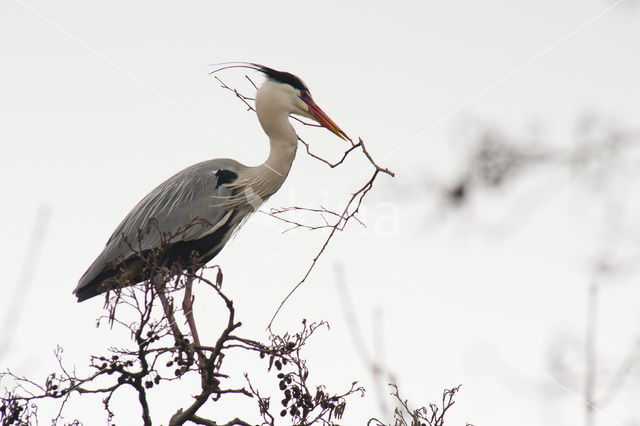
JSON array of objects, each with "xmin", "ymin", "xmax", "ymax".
[{"xmin": 2, "ymin": 0, "xmax": 640, "ymax": 425}]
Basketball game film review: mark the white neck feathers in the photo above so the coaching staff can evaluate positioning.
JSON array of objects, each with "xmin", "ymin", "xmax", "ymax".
[{"xmin": 230, "ymin": 80, "xmax": 299, "ymax": 205}]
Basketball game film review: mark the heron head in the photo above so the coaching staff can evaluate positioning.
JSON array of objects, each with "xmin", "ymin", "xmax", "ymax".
[{"xmin": 211, "ymin": 63, "xmax": 350, "ymax": 141}]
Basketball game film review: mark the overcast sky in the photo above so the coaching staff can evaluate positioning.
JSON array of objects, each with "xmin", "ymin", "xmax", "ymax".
[{"xmin": 2, "ymin": 1, "xmax": 640, "ymax": 424}]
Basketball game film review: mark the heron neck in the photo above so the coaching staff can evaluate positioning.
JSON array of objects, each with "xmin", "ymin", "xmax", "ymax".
[
  {"xmin": 260, "ymin": 113, "xmax": 298, "ymax": 181},
  {"xmin": 234, "ymin": 112, "xmax": 298, "ymax": 205}
]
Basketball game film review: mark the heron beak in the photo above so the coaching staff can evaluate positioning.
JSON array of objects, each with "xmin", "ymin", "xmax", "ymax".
[{"xmin": 305, "ymin": 98, "xmax": 350, "ymax": 141}]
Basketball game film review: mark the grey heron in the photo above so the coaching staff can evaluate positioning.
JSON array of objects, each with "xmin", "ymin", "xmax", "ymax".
[{"xmin": 74, "ymin": 64, "xmax": 348, "ymax": 302}]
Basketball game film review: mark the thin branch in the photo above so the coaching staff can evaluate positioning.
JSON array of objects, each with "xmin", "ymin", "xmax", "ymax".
[{"xmin": 267, "ymin": 159, "xmax": 389, "ymax": 330}]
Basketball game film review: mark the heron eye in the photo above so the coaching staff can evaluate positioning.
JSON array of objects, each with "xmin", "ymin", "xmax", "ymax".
[{"xmin": 300, "ymin": 91, "xmax": 310, "ymax": 101}]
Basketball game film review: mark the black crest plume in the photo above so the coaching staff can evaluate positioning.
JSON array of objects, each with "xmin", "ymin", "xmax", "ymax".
[{"xmin": 210, "ymin": 62, "xmax": 309, "ymax": 92}]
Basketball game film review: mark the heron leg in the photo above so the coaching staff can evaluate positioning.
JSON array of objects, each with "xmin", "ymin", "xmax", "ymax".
[
  {"xmin": 181, "ymin": 273, "xmax": 208, "ymax": 384},
  {"xmin": 152, "ymin": 272, "xmax": 187, "ymax": 349}
]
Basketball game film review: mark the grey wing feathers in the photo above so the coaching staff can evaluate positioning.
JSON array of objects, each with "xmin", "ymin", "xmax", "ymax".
[{"xmin": 75, "ymin": 158, "xmax": 246, "ymax": 295}]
